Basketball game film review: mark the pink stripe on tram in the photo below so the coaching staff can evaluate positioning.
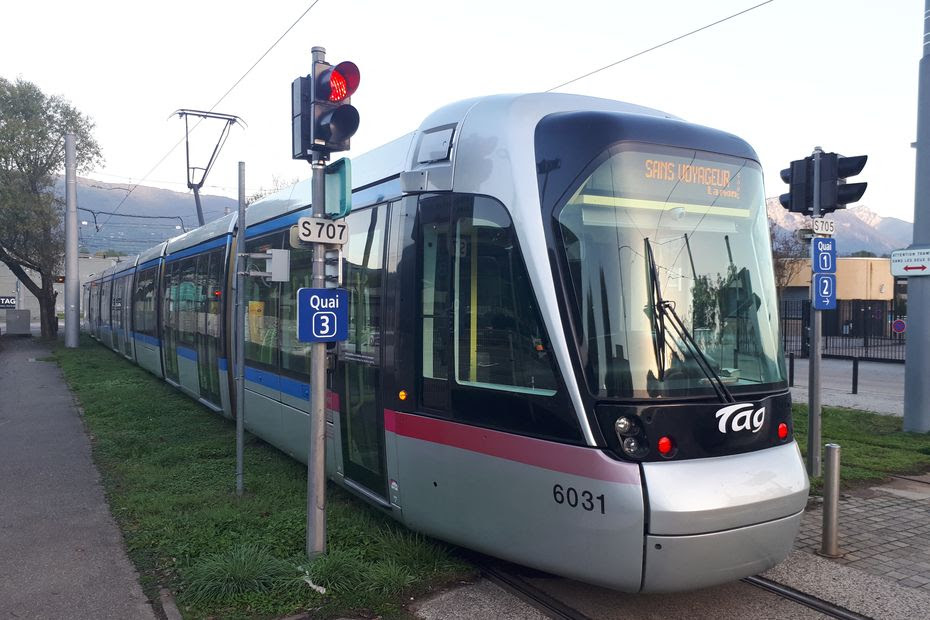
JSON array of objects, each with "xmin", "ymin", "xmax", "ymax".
[{"xmin": 384, "ymin": 409, "xmax": 640, "ymax": 485}]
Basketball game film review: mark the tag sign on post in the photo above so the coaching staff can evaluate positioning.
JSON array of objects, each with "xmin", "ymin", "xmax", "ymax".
[{"xmin": 297, "ymin": 288, "xmax": 348, "ymax": 342}]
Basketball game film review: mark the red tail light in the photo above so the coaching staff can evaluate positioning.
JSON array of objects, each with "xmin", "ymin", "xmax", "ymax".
[
  {"xmin": 777, "ymin": 422, "xmax": 789, "ymax": 440},
  {"xmin": 657, "ymin": 436, "xmax": 674, "ymax": 456}
]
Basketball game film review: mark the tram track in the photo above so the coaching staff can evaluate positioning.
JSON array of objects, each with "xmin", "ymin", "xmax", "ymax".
[
  {"xmin": 479, "ymin": 556, "xmax": 874, "ymax": 620},
  {"xmin": 742, "ymin": 575, "xmax": 873, "ymax": 620},
  {"xmin": 479, "ymin": 561, "xmax": 595, "ymax": 620}
]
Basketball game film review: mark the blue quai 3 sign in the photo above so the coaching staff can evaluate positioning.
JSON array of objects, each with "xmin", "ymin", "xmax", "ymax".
[{"xmin": 297, "ymin": 288, "xmax": 349, "ymax": 343}]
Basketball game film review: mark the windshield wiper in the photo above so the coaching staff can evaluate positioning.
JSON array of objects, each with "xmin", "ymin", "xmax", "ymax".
[{"xmin": 643, "ymin": 238, "xmax": 735, "ymax": 404}]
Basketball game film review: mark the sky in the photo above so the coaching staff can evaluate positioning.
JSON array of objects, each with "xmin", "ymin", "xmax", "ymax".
[{"xmin": 1, "ymin": 0, "xmax": 924, "ymax": 236}]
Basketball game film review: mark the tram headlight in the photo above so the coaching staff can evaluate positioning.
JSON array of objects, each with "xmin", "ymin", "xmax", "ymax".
[
  {"xmin": 622, "ymin": 437, "xmax": 639, "ymax": 455},
  {"xmin": 614, "ymin": 416, "xmax": 634, "ymax": 437}
]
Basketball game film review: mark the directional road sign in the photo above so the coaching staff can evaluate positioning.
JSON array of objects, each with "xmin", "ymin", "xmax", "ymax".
[
  {"xmin": 812, "ymin": 273, "xmax": 837, "ymax": 310},
  {"xmin": 297, "ymin": 288, "xmax": 349, "ymax": 342},
  {"xmin": 811, "ymin": 237, "xmax": 836, "ymax": 274},
  {"xmin": 890, "ymin": 248, "xmax": 930, "ymax": 277}
]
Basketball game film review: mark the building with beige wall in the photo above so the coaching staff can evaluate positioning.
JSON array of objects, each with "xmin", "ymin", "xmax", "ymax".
[{"xmin": 781, "ymin": 257, "xmax": 896, "ymax": 301}]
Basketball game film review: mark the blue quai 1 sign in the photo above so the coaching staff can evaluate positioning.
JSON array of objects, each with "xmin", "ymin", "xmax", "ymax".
[{"xmin": 297, "ymin": 288, "xmax": 349, "ymax": 342}]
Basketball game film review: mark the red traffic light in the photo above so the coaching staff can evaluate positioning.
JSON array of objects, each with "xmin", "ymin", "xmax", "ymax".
[{"xmin": 321, "ymin": 61, "xmax": 359, "ymax": 102}]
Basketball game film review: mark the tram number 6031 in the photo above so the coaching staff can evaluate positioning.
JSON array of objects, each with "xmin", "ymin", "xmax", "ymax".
[{"xmin": 553, "ymin": 484, "xmax": 605, "ymax": 514}]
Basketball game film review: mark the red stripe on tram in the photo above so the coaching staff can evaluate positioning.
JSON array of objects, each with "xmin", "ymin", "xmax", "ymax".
[{"xmin": 384, "ymin": 409, "xmax": 640, "ymax": 485}]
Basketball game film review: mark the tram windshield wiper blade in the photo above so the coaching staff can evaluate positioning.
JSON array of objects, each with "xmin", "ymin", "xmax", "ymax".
[{"xmin": 643, "ymin": 238, "xmax": 735, "ymax": 404}]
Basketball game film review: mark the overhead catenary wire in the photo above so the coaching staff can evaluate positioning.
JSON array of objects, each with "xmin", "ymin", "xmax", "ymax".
[
  {"xmin": 92, "ymin": 0, "xmax": 323, "ymax": 236},
  {"xmin": 546, "ymin": 0, "xmax": 775, "ymax": 92}
]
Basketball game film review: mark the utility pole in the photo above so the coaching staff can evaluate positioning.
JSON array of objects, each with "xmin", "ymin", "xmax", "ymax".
[
  {"xmin": 236, "ymin": 161, "xmax": 246, "ymax": 496},
  {"xmin": 64, "ymin": 134, "xmax": 79, "ymax": 348},
  {"xmin": 904, "ymin": 0, "xmax": 930, "ymax": 432}
]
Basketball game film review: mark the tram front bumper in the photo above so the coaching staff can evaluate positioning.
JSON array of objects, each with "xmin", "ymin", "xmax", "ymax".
[
  {"xmin": 639, "ymin": 441, "xmax": 809, "ymax": 592},
  {"xmin": 641, "ymin": 510, "xmax": 803, "ymax": 592}
]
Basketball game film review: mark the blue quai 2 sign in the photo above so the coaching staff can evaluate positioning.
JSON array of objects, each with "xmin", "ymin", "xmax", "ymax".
[{"xmin": 297, "ymin": 288, "xmax": 348, "ymax": 343}]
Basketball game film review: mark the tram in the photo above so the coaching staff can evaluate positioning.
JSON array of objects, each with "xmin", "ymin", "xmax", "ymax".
[{"xmin": 83, "ymin": 93, "xmax": 809, "ymax": 592}]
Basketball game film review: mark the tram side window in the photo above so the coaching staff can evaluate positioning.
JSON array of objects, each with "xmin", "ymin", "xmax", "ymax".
[
  {"xmin": 281, "ymin": 244, "xmax": 312, "ymax": 375},
  {"xmin": 452, "ymin": 199, "xmax": 557, "ymax": 395},
  {"xmin": 418, "ymin": 195, "xmax": 577, "ymax": 440},
  {"xmin": 133, "ymin": 267, "xmax": 159, "ymax": 338},
  {"xmin": 204, "ymin": 249, "xmax": 225, "ymax": 354},
  {"xmin": 244, "ymin": 233, "xmax": 282, "ymax": 367},
  {"xmin": 174, "ymin": 257, "xmax": 199, "ymax": 350}
]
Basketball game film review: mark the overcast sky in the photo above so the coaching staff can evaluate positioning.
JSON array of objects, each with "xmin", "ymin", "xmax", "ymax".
[{"xmin": 1, "ymin": 0, "xmax": 923, "ymax": 232}]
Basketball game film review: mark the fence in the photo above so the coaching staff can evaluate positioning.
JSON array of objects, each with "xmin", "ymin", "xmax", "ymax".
[{"xmin": 780, "ymin": 299, "xmax": 906, "ymax": 362}]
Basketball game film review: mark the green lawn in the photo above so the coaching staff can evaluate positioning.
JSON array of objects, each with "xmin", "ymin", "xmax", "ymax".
[
  {"xmin": 791, "ymin": 403, "xmax": 930, "ymax": 492},
  {"xmin": 55, "ymin": 337, "xmax": 473, "ymax": 619}
]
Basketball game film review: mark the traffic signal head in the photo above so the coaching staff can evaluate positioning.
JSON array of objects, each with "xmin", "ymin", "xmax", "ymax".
[
  {"xmin": 779, "ymin": 157, "xmax": 812, "ymax": 214},
  {"xmin": 291, "ymin": 59, "xmax": 361, "ymax": 160},
  {"xmin": 819, "ymin": 153, "xmax": 867, "ymax": 213}
]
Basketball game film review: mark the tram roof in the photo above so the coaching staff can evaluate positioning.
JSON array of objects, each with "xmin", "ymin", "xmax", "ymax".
[{"xmin": 129, "ymin": 93, "xmax": 750, "ymax": 260}]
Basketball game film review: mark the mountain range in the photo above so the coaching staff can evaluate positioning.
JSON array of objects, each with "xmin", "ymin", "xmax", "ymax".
[
  {"xmin": 53, "ymin": 177, "xmax": 237, "ymax": 255},
  {"xmin": 766, "ymin": 198, "xmax": 912, "ymax": 256}
]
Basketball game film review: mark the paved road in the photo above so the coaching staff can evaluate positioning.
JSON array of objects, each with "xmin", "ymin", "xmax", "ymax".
[
  {"xmin": 788, "ymin": 356, "xmax": 904, "ymax": 415},
  {"xmin": 0, "ymin": 336, "xmax": 156, "ymax": 619}
]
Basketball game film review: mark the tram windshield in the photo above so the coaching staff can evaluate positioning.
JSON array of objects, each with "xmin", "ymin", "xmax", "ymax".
[{"xmin": 556, "ymin": 145, "xmax": 786, "ymax": 399}]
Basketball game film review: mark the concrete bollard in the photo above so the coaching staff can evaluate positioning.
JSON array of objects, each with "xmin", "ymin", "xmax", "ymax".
[{"xmin": 819, "ymin": 443, "xmax": 843, "ymax": 558}]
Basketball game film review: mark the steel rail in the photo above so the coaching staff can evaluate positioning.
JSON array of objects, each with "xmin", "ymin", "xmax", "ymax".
[{"xmin": 742, "ymin": 575, "xmax": 873, "ymax": 620}]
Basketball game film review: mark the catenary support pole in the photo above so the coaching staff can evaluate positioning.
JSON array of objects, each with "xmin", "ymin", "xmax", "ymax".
[
  {"xmin": 235, "ymin": 162, "xmax": 246, "ymax": 496},
  {"xmin": 306, "ymin": 44, "xmax": 328, "ymax": 560},
  {"xmin": 64, "ymin": 134, "xmax": 79, "ymax": 348},
  {"xmin": 904, "ymin": 0, "xmax": 930, "ymax": 432},
  {"xmin": 808, "ymin": 147, "xmax": 823, "ymax": 477}
]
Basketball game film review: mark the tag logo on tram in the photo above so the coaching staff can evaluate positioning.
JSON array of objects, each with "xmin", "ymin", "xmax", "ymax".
[{"xmin": 714, "ymin": 403, "xmax": 765, "ymax": 434}]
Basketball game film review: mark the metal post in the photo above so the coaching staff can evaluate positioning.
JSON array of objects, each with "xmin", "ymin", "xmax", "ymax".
[
  {"xmin": 307, "ymin": 45, "xmax": 328, "ymax": 560},
  {"xmin": 64, "ymin": 134, "xmax": 79, "ymax": 348},
  {"xmin": 904, "ymin": 0, "xmax": 930, "ymax": 432},
  {"xmin": 819, "ymin": 443, "xmax": 842, "ymax": 558},
  {"xmin": 851, "ymin": 357, "xmax": 859, "ymax": 395},
  {"xmin": 235, "ymin": 161, "xmax": 246, "ymax": 496},
  {"xmin": 789, "ymin": 352, "xmax": 795, "ymax": 387},
  {"xmin": 808, "ymin": 147, "xmax": 823, "ymax": 478}
]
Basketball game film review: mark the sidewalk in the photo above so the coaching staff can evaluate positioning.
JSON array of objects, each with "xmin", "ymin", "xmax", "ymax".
[
  {"xmin": 0, "ymin": 336, "xmax": 156, "ymax": 619},
  {"xmin": 788, "ymin": 356, "xmax": 904, "ymax": 416}
]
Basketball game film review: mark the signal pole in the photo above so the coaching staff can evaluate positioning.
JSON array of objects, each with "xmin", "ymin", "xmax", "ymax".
[
  {"xmin": 306, "ymin": 45, "xmax": 329, "ymax": 560},
  {"xmin": 904, "ymin": 0, "xmax": 930, "ymax": 432},
  {"xmin": 809, "ymin": 147, "xmax": 823, "ymax": 477}
]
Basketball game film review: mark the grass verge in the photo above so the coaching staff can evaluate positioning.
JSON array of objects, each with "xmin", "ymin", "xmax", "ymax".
[
  {"xmin": 55, "ymin": 336, "xmax": 473, "ymax": 619},
  {"xmin": 791, "ymin": 403, "xmax": 930, "ymax": 493}
]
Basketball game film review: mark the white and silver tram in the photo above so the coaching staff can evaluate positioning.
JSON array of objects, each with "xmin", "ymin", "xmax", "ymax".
[{"xmin": 83, "ymin": 93, "xmax": 809, "ymax": 592}]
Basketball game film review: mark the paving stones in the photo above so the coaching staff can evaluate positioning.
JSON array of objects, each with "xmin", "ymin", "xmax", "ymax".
[{"xmin": 795, "ymin": 482, "xmax": 930, "ymax": 592}]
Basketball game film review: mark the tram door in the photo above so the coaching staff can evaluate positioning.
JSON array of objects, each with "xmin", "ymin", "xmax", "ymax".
[{"xmin": 335, "ymin": 205, "xmax": 388, "ymax": 497}]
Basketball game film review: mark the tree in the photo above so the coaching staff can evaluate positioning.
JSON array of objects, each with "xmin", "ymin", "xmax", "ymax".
[
  {"xmin": 0, "ymin": 78, "xmax": 101, "ymax": 338},
  {"xmin": 769, "ymin": 220, "xmax": 807, "ymax": 300}
]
